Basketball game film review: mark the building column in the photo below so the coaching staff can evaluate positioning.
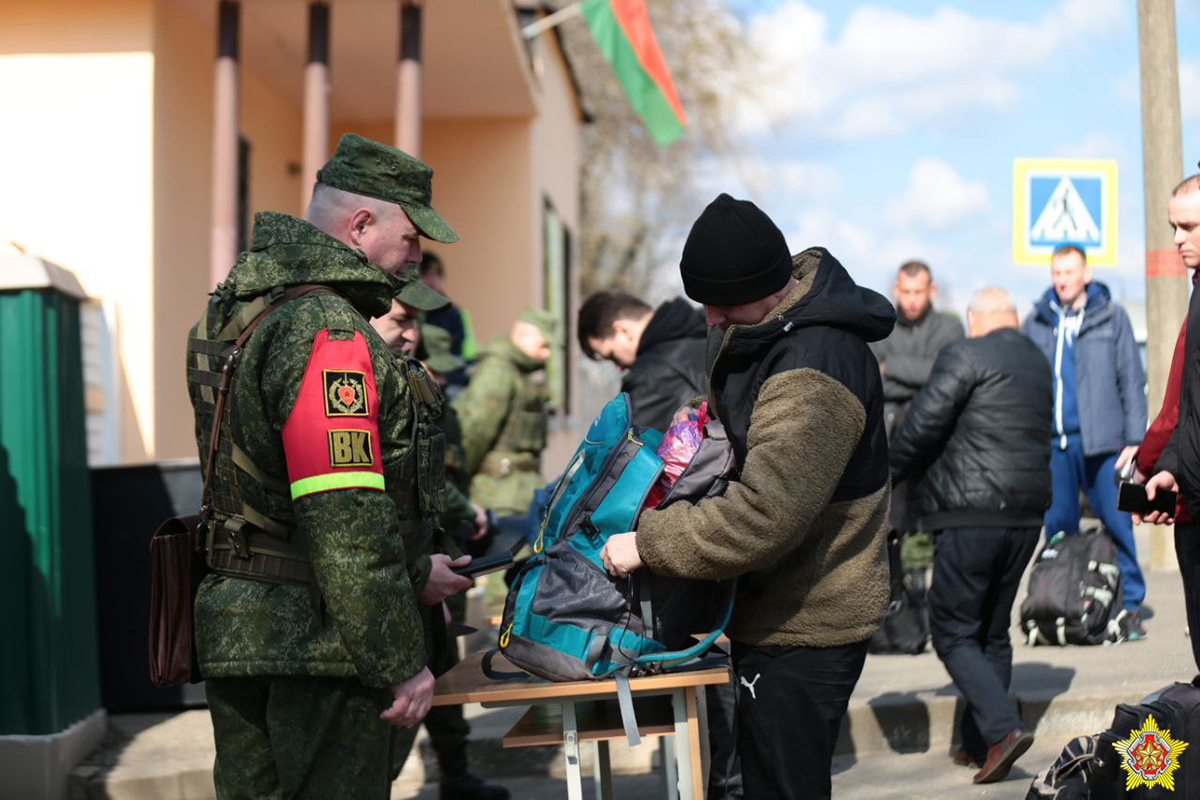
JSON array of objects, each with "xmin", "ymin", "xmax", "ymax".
[
  {"xmin": 302, "ymin": 1, "xmax": 331, "ymax": 209},
  {"xmin": 210, "ymin": 0, "xmax": 240, "ymax": 288},
  {"xmin": 395, "ymin": 0, "xmax": 422, "ymax": 157}
]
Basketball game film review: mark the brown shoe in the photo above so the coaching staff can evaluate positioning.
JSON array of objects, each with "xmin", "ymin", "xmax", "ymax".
[
  {"xmin": 952, "ymin": 748, "xmax": 982, "ymax": 768},
  {"xmin": 973, "ymin": 728, "xmax": 1034, "ymax": 784}
]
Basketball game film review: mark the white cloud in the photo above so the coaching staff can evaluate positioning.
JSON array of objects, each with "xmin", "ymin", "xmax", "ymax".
[
  {"xmin": 1056, "ymin": 131, "xmax": 1125, "ymax": 159},
  {"xmin": 785, "ymin": 208, "xmax": 951, "ymax": 296},
  {"xmin": 739, "ymin": 0, "xmax": 1126, "ymax": 140},
  {"xmin": 698, "ymin": 154, "xmax": 842, "ymax": 206},
  {"xmin": 1182, "ymin": 61, "xmax": 1200, "ymax": 121},
  {"xmin": 884, "ymin": 158, "xmax": 989, "ymax": 230}
]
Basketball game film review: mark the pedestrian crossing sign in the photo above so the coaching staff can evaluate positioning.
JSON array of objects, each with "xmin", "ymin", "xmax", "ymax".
[{"xmin": 1013, "ymin": 158, "xmax": 1118, "ymax": 266}]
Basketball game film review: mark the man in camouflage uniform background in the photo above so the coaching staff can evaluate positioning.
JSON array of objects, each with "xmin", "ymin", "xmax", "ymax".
[
  {"xmin": 186, "ymin": 133, "xmax": 473, "ymax": 799},
  {"xmin": 454, "ymin": 309, "xmax": 556, "ymax": 517},
  {"xmin": 371, "ymin": 299, "xmax": 509, "ymax": 800}
]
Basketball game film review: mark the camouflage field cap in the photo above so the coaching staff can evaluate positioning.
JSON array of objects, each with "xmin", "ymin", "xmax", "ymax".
[
  {"xmin": 421, "ymin": 324, "xmax": 464, "ymax": 375},
  {"xmin": 518, "ymin": 308, "xmax": 560, "ymax": 345},
  {"xmin": 317, "ymin": 133, "xmax": 459, "ymax": 244},
  {"xmin": 389, "ymin": 265, "xmax": 450, "ymax": 312}
]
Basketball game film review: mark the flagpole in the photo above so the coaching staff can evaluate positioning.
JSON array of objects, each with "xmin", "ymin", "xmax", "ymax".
[{"xmin": 522, "ymin": 2, "xmax": 582, "ymax": 39}]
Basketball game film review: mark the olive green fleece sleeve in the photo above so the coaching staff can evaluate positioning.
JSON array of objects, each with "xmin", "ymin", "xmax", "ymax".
[{"xmin": 636, "ymin": 369, "xmax": 866, "ymax": 581}]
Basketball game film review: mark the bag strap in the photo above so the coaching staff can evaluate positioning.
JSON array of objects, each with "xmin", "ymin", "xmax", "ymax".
[
  {"xmin": 199, "ymin": 284, "xmax": 338, "ymax": 531},
  {"xmin": 481, "ymin": 648, "xmax": 529, "ymax": 682}
]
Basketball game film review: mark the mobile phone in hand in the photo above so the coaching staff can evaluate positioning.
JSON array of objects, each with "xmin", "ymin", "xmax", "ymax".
[
  {"xmin": 1117, "ymin": 481, "xmax": 1177, "ymax": 517},
  {"xmin": 450, "ymin": 552, "xmax": 513, "ymax": 579}
]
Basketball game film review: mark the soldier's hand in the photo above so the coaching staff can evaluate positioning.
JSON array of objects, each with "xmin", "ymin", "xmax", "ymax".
[
  {"xmin": 421, "ymin": 554, "xmax": 472, "ymax": 605},
  {"xmin": 471, "ymin": 504, "xmax": 489, "ymax": 540},
  {"xmin": 381, "ymin": 667, "xmax": 435, "ymax": 727}
]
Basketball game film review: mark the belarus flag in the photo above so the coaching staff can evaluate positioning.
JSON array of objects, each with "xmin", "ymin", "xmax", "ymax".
[{"xmin": 582, "ymin": 0, "xmax": 688, "ymax": 146}]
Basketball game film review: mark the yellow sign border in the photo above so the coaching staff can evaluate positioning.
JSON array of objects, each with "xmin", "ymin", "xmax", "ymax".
[{"xmin": 1012, "ymin": 157, "xmax": 1118, "ymax": 266}]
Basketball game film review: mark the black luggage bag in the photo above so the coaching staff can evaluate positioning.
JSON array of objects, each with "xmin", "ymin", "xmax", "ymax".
[{"xmin": 1090, "ymin": 681, "xmax": 1200, "ymax": 797}]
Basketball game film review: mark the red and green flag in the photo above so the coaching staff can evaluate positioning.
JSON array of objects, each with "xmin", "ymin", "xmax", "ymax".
[{"xmin": 581, "ymin": 0, "xmax": 687, "ymax": 146}]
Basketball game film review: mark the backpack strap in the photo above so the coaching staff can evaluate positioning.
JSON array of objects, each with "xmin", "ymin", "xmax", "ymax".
[
  {"xmin": 614, "ymin": 673, "xmax": 641, "ymax": 747},
  {"xmin": 481, "ymin": 648, "xmax": 528, "ymax": 682}
]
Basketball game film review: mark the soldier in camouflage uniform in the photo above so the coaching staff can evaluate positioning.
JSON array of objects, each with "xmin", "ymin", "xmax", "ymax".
[
  {"xmin": 372, "ymin": 307, "xmax": 509, "ymax": 800},
  {"xmin": 454, "ymin": 310, "xmax": 556, "ymax": 516},
  {"xmin": 186, "ymin": 133, "xmax": 473, "ymax": 799}
]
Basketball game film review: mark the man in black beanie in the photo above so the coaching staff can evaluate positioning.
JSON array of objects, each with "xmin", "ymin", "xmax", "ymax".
[{"xmin": 601, "ymin": 194, "xmax": 895, "ymax": 799}]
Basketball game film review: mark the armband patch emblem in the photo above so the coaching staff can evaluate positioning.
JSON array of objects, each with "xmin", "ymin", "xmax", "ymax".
[
  {"xmin": 324, "ymin": 370, "xmax": 368, "ymax": 416},
  {"xmin": 328, "ymin": 429, "xmax": 374, "ymax": 468}
]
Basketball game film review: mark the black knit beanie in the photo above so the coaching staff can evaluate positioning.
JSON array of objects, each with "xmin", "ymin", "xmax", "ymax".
[{"xmin": 679, "ymin": 193, "xmax": 792, "ymax": 306}]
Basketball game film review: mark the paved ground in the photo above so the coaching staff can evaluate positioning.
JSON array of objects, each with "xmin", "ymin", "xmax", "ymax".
[{"xmin": 73, "ymin": 554, "xmax": 1197, "ymax": 799}]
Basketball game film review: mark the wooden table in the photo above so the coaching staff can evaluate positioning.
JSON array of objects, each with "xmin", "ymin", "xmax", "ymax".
[{"xmin": 433, "ymin": 651, "xmax": 730, "ymax": 800}]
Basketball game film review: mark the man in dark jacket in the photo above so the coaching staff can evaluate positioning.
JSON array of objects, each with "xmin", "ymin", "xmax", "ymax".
[
  {"xmin": 892, "ymin": 287, "xmax": 1052, "ymax": 784},
  {"xmin": 871, "ymin": 260, "xmax": 965, "ymax": 438},
  {"xmin": 869, "ymin": 260, "xmax": 964, "ymax": 643},
  {"xmin": 601, "ymin": 194, "xmax": 894, "ymax": 799},
  {"xmin": 1140, "ymin": 174, "xmax": 1200, "ymax": 672},
  {"xmin": 578, "ymin": 290, "xmax": 708, "ymax": 430},
  {"xmin": 1023, "ymin": 244, "xmax": 1147, "ymax": 637}
]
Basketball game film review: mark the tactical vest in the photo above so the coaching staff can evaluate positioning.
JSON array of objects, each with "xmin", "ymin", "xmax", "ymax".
[
  {"xmin": 187, "ymin": 286, "xmax": 446, "ymax": 587},
  {"xmin": 400, "ymin": 357, "xmax": 448, "ymax": 522},
  {"xmin": 439, "ymin": 404, "xmax": 468, "ymax": 490},
  {"xmin": 493, "ymin": 376, "xmax": 549, "ymax": 457}
]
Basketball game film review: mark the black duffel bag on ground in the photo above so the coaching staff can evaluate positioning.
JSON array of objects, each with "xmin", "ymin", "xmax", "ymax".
[
  {"xmin": 1019, "ymin": 529, "xmax": 1122, "ymax": 647},
  {"xmin": 1090, "ymin": 680, "xmax": 1200, "ymax": 797},
  {"xmin": 868, "ymin": 528, "xmax": 928, "ymax": 655}
]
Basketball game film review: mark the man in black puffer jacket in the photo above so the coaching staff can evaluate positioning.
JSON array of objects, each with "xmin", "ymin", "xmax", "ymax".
[
  {"xmin": 891, "ymin": 287, "xmax": 1052, "ymax": 786},
  {"xmin": 578, "ymin": 290, "xmax": 708, "ymax": 430}
]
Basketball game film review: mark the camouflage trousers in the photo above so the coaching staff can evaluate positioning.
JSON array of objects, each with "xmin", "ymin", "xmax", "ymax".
[
  {"xmin": 423, "ymin": 590, "xmax": 471, "ymax": 777},
  {"xmin": 207, "ymin": 675, "xmax": 418, "ymax": 799}
]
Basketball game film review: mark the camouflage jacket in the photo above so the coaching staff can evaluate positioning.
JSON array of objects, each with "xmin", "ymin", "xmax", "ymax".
[
  {"xmin": 187, "ymin": 212, "xmax": 436, "ymax": 688},
  {"xmin": 453, "ymin": 338, "xmax": 549, "ymax": 476},
  {"xmin": 438, "ymin": 400, "xmax": 475, "ymax": 527}
]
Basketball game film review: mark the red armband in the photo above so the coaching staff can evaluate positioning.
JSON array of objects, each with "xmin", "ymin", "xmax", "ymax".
[{"xmin": 282, "ymin": 330, "xmax": 385, "ymax": 499}]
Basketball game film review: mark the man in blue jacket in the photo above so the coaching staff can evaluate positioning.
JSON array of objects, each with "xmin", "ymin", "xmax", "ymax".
[{"xmin": 1023, "ymin": 244, "xmax": 1148, "ymax": 639}]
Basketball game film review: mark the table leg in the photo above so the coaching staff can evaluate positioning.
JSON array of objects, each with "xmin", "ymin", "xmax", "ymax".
[
  {"xmin": 660, "ymin": 737, "xmax": 679, "ymax": 800},
  {"xmin": 697, "ymin": 683, "xmax": 711, "ymax": 791},
  {"xmin": 594, "ymin": 740, "xmax": 613, "ymax": 800},
  {"xmin": 671, "ymin": 688, "xmax": 704, "ymax": 800},
  {"xmin": 562, "ymin": 702, "xmax": 583, "ymax": 800}
]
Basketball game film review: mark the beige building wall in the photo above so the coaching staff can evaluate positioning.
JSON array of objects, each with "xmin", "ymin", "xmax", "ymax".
[
  {"xmin": 0, "ymin": 0, "xmax": 157, "ymax": 461},
  {"xmin": 153, "ymin": 0, "xmax": 214, "ymax": 462},
  {"xmin": 152, "ymin": 0, "xmax": 306, "ymax": 460}
]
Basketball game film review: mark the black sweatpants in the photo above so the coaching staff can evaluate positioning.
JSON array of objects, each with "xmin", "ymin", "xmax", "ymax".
[
  {"xmin": 1175, "ymin": 523, "xmax": 1200, "ymax": 673},
  {"xmin": 928, "ymin": 526, "xmax": 1039, "ymax": 758},
  {"xmin": 730, "ymin": 638, "xmax": 869, "ymax": 800}
]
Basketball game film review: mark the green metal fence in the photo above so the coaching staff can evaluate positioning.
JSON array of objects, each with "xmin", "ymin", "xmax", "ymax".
[{"xmin": 0, "ymin": 268, "xmax": 101, "ymax": 736}]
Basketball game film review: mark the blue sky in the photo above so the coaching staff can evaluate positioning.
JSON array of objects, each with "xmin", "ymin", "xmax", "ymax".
[{"xmin": 700, "ymin": 0, "xmax": 1200, "ymax": 324}]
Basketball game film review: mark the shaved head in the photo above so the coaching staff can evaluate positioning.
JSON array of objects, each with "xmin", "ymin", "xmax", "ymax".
[
  {"xmin": 1173, "ymin": 174, "xmax": 1200, "ymax": 198},
  {"xmin": 303, "ymin": 183, "xmax": 421, "ymax": 273},
  {"xmin": 306, "ymin": 183, "xmax": 404, "ymax": 230}
]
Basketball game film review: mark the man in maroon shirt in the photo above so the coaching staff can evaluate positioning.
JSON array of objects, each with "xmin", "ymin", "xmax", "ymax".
[{"xmin": 1138, "ymin": 174, "xmax": 1200, "ymax": 672}]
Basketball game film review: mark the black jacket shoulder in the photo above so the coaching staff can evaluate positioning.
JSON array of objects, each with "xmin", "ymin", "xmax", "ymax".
[
  {"xmin": 890, "ymin": 328, "xmax": 1053, "ymax": 529},
  {"xmin": 623, "ymin": 298, "xmax": 708, "ymax": 430}
]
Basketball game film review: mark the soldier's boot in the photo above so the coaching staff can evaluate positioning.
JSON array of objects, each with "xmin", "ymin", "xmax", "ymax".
[{"xmin": 438, "ymin": 745, "xmax": 510, "ymax": 800}]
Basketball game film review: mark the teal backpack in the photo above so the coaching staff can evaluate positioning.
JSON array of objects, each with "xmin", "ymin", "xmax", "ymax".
[{"xmin": 492, "ymin": 393, "xmax": 736, "ymax": 683}]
